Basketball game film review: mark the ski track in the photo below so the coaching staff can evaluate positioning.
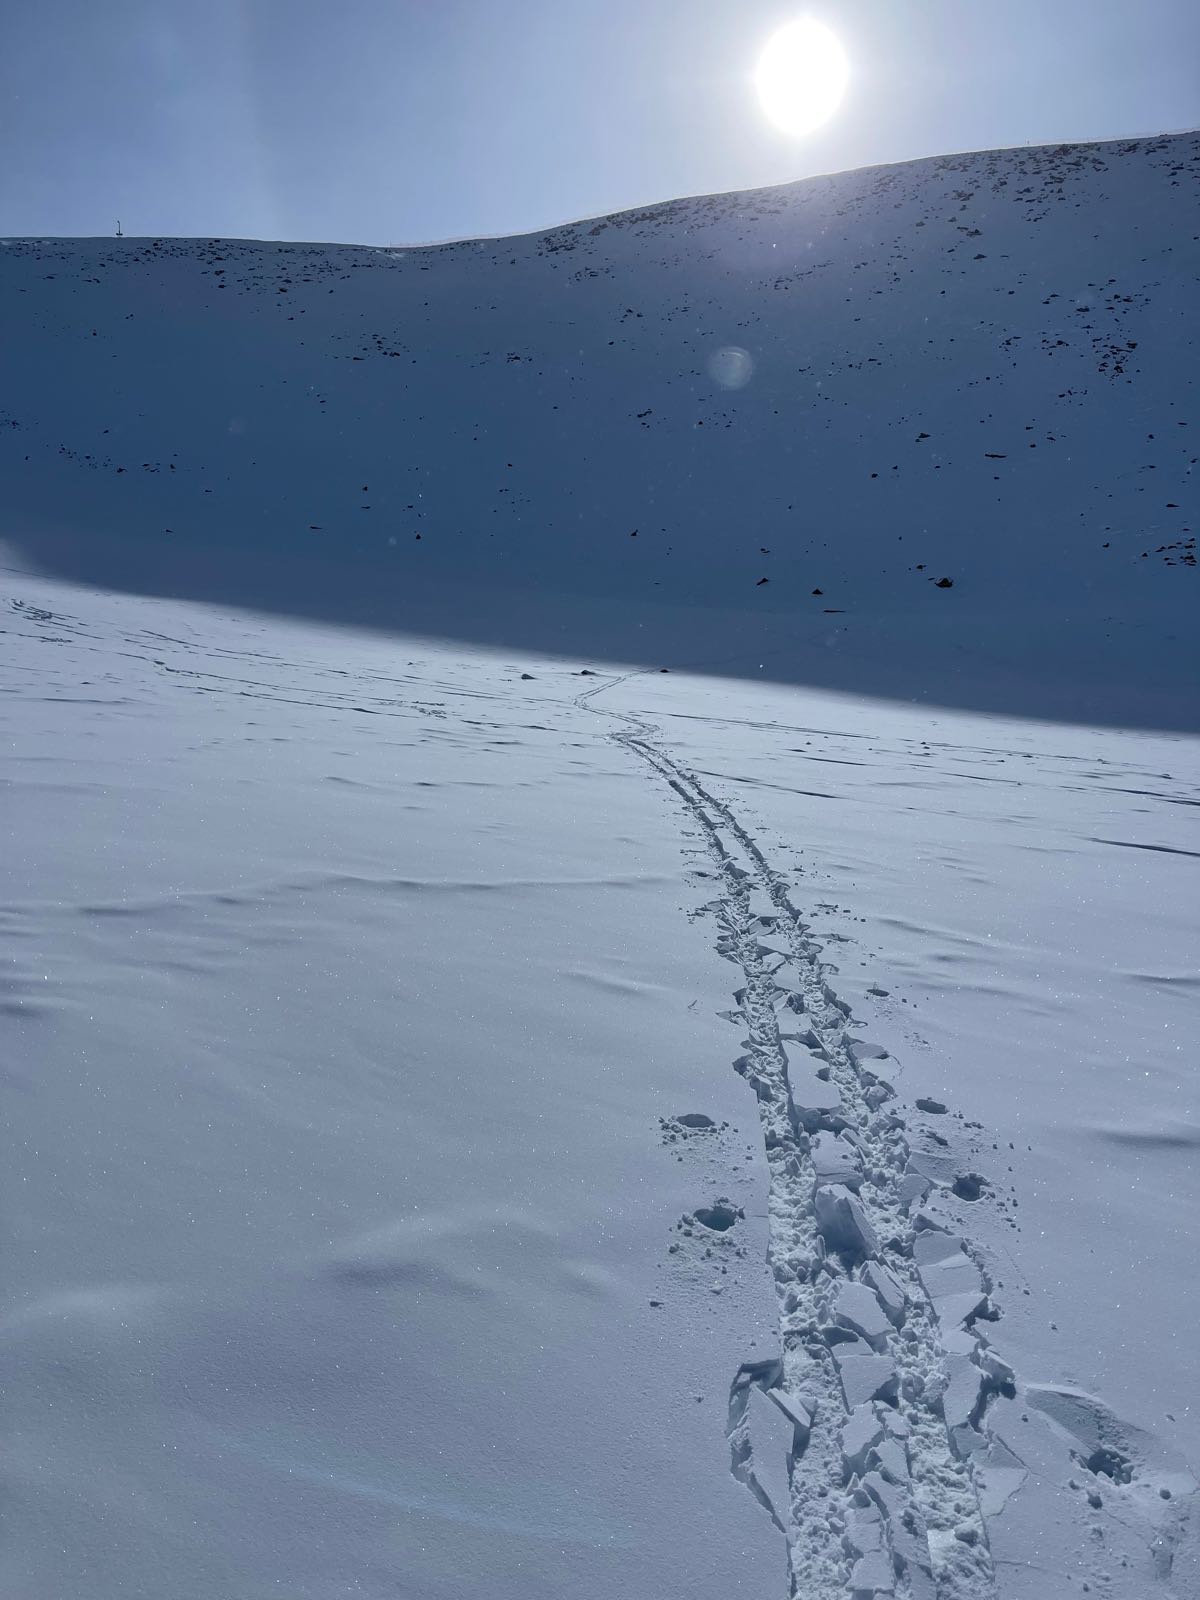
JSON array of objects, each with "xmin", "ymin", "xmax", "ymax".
[{"xmin": 580, "ymin": 673, "xmax": 1014, "ymax": 1600}]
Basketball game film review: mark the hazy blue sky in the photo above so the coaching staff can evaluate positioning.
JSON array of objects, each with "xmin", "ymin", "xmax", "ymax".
[{"xmin": 3, "ymin": 1, "xmax": 1197, "ymax": 243}]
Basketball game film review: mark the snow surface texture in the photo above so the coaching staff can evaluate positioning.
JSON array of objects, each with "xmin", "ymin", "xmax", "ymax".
[
  {"xmin": 1, "ymin": 133, "xmax": 1197, "ymax": 727},
  {"xmin": 2, "ymin": 133, "xmax": 1199, "ymax": 1598},
  {"xmin": 3, "ymin": 577, "xmax": 1198, "ymax": 1598}
]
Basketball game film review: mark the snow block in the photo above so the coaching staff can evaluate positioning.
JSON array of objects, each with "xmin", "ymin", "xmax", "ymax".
[
  {"xmin": 860, "ymin": 1473, "xmax": 936, "ymax": 1600},
  {"xmin": 747, "ymin": 1384, "xmax": 794, "ymax": 1526},
  {"xmin": 788, "ymin": 1062, "xmax": 844, "ymax": 1129},
  {"xmin": 842, "ymin": 1404, "xmax": 886, "ymax": 1477},
  {"xmin": 815, "ymin": 1184, "xmax": 880, "ymax": 1260},
  {"xmin": 912, "ymin": 1233, "xmax": 988, "ymax": 1326},
  {"xmin": 847, "ymin": 1038, "xmax": 890, "ymax": 1065},
  {"xmin": 975, "ymin": 1438, "xmax": 1029, "ymax": 1519},
  {"xmin": 905, "ymin": 1149, "xmax": 957, "ymax": 1187},
  {"xmin": 765, "ymin": 1386, "xmax": 815, "ymax": 1448},
  {"xmin": 942, "ymin": 1355, "xmax": 984, "ymax": 1429},
  {"xmin": 832, "ymin": 1344, "xmax": 899, "ymax": 1410},
  {"xmin": 861, "ymin": 1260, "xmax": 906, "ymax": 1326},
  {"xmin": 881, "ymin": 1408, "xmax": 910, "ymax": 1440},
  {"xmin": 898, "ymin": 1171, "xmax": 932, "ymax": 1211},
  {"xmin": 912, "ymin": 1230, "xmax": 963, "ymax": 1266},
  {"xmin": 977, "ymin": 1345, "xmax": 1015, "ymax": 1388},
  {"xmin": 812, "ymin": 1130, "xmax": 863, "ymax": 1190},
  {"xmin": 835, "ymin": 1280, "xmax": 893, "ymax": 1350},
  {"xmin": 850, "ymin": 1550, "xmax": 896, "ymax": 1599},
  {"xmin": 844, "ymin": 1495, "xmax": 886, "ymax": 1559},
  {"xmin": 875, "ymin": 1436, "xmax": 909, "ymax": 1484}
]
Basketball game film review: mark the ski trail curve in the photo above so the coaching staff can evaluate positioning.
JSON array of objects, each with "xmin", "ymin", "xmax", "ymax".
[{"xmin": 577, "ymin": 674, "xmax": 1009, "ymax": 1600}]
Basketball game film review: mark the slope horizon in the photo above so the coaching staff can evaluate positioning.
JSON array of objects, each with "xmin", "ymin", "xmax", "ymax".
[{"xmin": 10, "ymin": 128, "xmax": 1200, "ymax": 251}]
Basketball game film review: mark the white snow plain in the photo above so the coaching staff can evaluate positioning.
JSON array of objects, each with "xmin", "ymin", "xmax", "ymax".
[
  {"xmin": 3, "ymin": 575, "xmax": 1197, "ymax": 1599},
  {"xmin": 2, "ymin": 132, "xmax": 1199, "ymax": 1599}
]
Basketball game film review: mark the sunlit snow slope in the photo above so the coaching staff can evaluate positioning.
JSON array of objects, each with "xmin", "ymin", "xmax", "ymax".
[{"xmin": 2, "ymin": 133, "xmax": 1196, "ymax": 724}]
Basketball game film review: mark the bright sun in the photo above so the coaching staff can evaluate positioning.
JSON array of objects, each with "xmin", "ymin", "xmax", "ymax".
[{"xmin": 754, "ymin": 17, "xmax": 849, "ymax": 138}]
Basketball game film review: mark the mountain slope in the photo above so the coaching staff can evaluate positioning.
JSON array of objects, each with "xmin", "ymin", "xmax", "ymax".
[{"xmin": 2, "ymin": 133, "xmax": 1197, "ymax": 724}]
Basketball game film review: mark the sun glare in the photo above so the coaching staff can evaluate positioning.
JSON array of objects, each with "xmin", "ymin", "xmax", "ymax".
[{"xmin": 755, "ymin": 18, "xmax": 849, "ymax": 138}]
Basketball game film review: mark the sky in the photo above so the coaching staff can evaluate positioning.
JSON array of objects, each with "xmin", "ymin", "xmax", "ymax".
[{"xmin": 2, "ymin": 0, "xmax": 1197, "ymax": 244}]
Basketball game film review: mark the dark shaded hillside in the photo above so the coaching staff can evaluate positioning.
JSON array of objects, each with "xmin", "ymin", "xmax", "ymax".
[{"xmin": 2, "ymin": 133, "xmax": 1196, "ymax": 724}]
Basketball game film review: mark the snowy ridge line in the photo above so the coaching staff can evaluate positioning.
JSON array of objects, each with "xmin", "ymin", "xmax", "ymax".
[{"xmin": 578, "ymin": 678, "xmax": 1007, "ymax": 1599}]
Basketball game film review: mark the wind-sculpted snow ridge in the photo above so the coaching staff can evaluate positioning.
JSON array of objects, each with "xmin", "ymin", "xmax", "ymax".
[{"xmin": 581, "ymin": 676, "xmax": 1199, "ymax": 1600}]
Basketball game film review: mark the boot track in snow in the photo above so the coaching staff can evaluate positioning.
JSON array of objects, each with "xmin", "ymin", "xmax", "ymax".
[{"xmin": 576, "ymin": 673, "xmax": 1194, "ymax": 1600}]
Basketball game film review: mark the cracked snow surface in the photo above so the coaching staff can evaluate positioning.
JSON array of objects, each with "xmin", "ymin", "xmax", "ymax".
[{"xmin": 583, "ymin": 672, "xmax": 1200, "ymax": 1599}]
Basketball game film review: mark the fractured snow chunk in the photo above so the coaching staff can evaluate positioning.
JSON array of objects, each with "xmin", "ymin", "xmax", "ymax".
[
  {"xmin": 977, "ymin": 1344, "xmax": 1015, "ymax": 1387},
  {"xmin": 835, "ymin": 1280, "xmax": 893, "ymax": 1349},
  {"xmin": 914, "ymin": 1236, "xmax": 988, "ymax": 1327},
  {"xmin": 975, "ymin": 1438, "xmax": 1029, "ymax": 1518},
  {"xmin": 942, "ymin": 1355, "xmax": 985, "ymax": 1429},
  {"xmin": 765, "ymin": 1386, "xmax": 815, "ymax": 1447},
  {"xmin": 812, "ymin": 1130, "xmax": 863, "ymax": 1190},
  {"xmin": 898, "ymin": 1171, "xmax": 932, "ymax": 1211},
  {"xmin": 880, "ymin": 1409, "xmax": 909, "ymax": 1439},
  {"xmin": 912, "ymin": 1230, "xmax": 963, "ymax": 1266},
  {"xmin": 940, "ymin": 1326, "xmax": 977, "ymax": 1357},
  {"xmin": 875, "ymin": 1436, "xmax": 909, "ymax": 1484},
  {"xmin": 746, "ymin": 1384, "xmax": 794, "ymax": 1526},
  {"xmin": 842, "ymin": 1404, "xmax": 886, "ymax": 1477},
  {"xmin": 843, "ymin": 1496, "xmax": 886, "ymax": 1558},
  {"xmin": 932, "ymin": 1291, "xmax": 990, "ymax": 1329},
  {"xmin": 905, "ymin": 1149, "xmax": 958, "ymax": 1187},
  {"xmin": 860, "ymin": 1473, "xmax": 936, "ymax": 1600},
  {"xmin": 861, "ymin": 1260, "xmax": 906, "ymax": 1326},
  {"xmin": 832, "ymin": 1344, "xmax": 899, "ymax": 1410},
  {"xmin": 787, "ymin": 1061, "xmax": 844, "ymax": 1128},
  {"xmin": 849, "ymin": 1550, "xmax": 896, "ymax": 1598},
  {"xmin": 848, "ymin": 1038, "xmax": 890, "ymax": 1064},
  {"xmin": 815, "ymin": 1184, "xmax": 880, "ymax": 1260}
]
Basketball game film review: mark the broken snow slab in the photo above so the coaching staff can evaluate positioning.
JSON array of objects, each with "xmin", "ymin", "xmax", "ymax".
[
  {"xmin": 860, "ymin": 1260, "xmax": 906, "ymax": 1326},
  {"xmin": 815, "ymin": 1184, "xmax": 880, "ymax": 1260},
  {"xmin": 982, "ymin": 1385, "xmax": 1200, "ymax": 1600},
  {"xmin": 787, "ymin": 1058, "xmax": 844, "ymax": 1129},
  {"xmin": 834, "ymin": 1280, "xmax": 893, "ymax": 1350},
  {"xmin": 831, "ymin": 1339, "xmax": 898, "ymax": 1410},
  {"xmin": 812, "ymin": 1130, "xmax": 863, "ymax": 1190},
  {"xmin": 842, "ymin": 1404, "xmax": 886, "ymax": 1478},
  {"xmin": 912, "ymin": 1230, "xmax": 988, "ymax": 1326}
]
